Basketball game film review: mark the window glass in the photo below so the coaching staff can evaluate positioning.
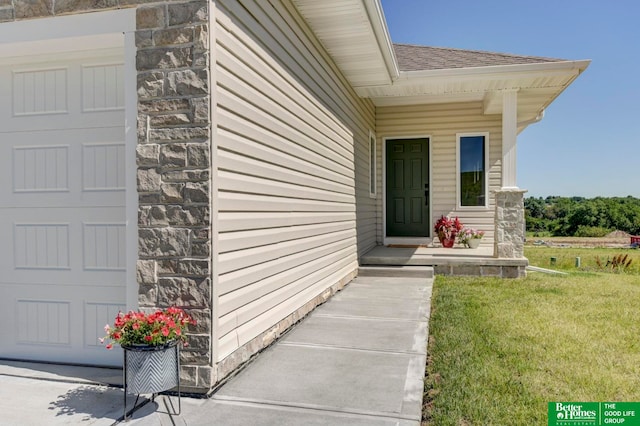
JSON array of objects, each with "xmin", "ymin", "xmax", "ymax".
[{"xmin": 459, "ymin": 135, "xmax": 486, "ymax": 207}]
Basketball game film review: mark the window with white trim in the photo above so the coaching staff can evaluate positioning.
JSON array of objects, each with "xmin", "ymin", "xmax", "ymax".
[
  {"xmin": 369, "ymin": 130, "xmax": 376, "ymax": 198},
  {"xmin": 457, "ymin": 133, "xmax": 489, "ymax": 208}
]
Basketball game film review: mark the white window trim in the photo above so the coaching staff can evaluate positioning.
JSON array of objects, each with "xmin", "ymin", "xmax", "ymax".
[
  {"xmin": 369, "ymin": 130, "xmax": 377, "ymax": 198},
  {"xmin": 456, "ymin": 132, "xmax": 490, "ymax": 210}
]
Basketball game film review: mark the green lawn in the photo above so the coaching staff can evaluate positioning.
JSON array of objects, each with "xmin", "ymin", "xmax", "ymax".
[
  {"xmin": 424, "ymin": 272, "xmax": 640, "ymax": 425},
  {"xmin": 525, "ymin": 246, "xmax": 640, "ymax": 274}
]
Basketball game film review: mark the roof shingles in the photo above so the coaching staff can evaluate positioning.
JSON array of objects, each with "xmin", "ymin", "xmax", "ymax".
[{"xmin": 393, "ymin": 43, "xmax": 567, "ymax": 72}]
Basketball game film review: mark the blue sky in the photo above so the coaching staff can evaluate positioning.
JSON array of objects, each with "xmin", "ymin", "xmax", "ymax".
[{"xmin": 381, "ymin": 0, "xmax": 640, "ymax": 198}]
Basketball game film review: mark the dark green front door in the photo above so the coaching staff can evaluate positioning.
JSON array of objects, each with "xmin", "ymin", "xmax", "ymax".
[{"xmin": 386, "ymin": 138, "xmax": 430, "ymax": 237}]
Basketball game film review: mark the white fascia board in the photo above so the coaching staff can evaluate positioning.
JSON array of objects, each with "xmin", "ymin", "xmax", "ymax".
[
  {"xmin": 368, "ymin": 92, "xmax": 485, "ymax": 107},
  {"xmin": 397, "ymin": 59, "xmax": 591, "ymax": 83},
  {"xmin": 363, "ymin": 0, "xmax": 400, "ymax": 81}
]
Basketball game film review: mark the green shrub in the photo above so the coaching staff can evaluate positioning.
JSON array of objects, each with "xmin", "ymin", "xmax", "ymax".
[{"xmin": 574, "ymin": 226, "xmax": 611, "ymax": 237}]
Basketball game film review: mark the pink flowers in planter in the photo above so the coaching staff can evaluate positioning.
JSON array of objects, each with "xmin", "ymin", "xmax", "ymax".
[
  {"xmin": 101, "ymin": 307, "xmax": 195, "ymax": 349},
  {"xmin": 458, "ymin": 228, "xmax": 485, "ymax": 248}
]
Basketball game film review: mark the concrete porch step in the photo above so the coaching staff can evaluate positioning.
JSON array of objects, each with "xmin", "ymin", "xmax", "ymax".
[{"xmin": 358, "ymin": 265, "xmax": 434, "ymax": 279}]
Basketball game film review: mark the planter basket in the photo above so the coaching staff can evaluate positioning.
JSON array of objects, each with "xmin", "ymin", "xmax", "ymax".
[
  {"xmin": 468, "ymin": 239, "xmax": 481, "ymax": 249},
  {"xmin": 123, "ymin": 340, "xmax": 181, "ymax": 420},
  {"xmin": 438, "ymin": 233, "xmax": 456, "ymax": 248}
]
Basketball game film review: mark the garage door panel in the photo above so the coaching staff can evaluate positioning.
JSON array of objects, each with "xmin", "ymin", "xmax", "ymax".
[
  {"xmin": 0, "ymin": 220, "xmax": 126, "ymax": 285},
  {"xmin": 3, "ymin": 109, "xmax": 124, "ymax": 132},
  {"xmin": 0, "ymin": 194, "xmax": 125, "ymax": 210},
  {"xmin": 0, "ymin": 50, "xmax": 127, "ymax": 366},
  {"xmin": 0, "ymin": 284, "xmax": 125, "ymax": 365},
  {"xmin": 2, "ymin": 273, "xmax": 126, "ymax": 287},
  {"xmin": 0, "ymin": 128, "xmax": 124, "ymax": 208},
  {"xmin": 0, "ymin": 53, "xmax": 124, "ymax": 132}
]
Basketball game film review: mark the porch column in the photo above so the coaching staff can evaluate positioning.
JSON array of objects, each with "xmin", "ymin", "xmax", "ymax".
[
  {"xmin": 493, "ymin": 188, "xmax": 527, "ymax": 260},
  {"xmin": 494, "ymin": 90, "xmax": 526, "ymax": 266},
  {"xmin": 501, "ymin": 89, "xmax": 518, "ymax": 189}
]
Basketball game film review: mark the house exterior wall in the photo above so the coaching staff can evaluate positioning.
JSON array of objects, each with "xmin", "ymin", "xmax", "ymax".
[
  {"xmin": 133, "ymin": 2, "xmax": 213, "ymax": 391},
  {"xmin": 0, "ymin": 0, "xmax": 380, "ymax": 392},
  {"xmin": 213, "ymin": 0, "xmax": 376, "ymax": 369},
  {"xmin": 376, "ymin": 101, "xmax": 502, "ymax": 246},
  {"xmin": 0, "ymin": 0, "xmax": 215, "ymax": 390}
]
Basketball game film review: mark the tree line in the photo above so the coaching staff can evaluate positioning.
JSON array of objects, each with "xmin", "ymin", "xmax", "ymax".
[{"xmin": 525, "ymin": 196, "xmax": 640, "ymax": 236}]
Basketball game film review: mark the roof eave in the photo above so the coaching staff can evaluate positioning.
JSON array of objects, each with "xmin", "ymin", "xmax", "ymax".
[
  {"xmin": 360, "ymin": 59, "xmax": 591, "ymax": 129},
  {"xmin": 291, "ymin": 0, "xmax": 398, "ymax": 88},
  {"xmin": 397, "ymin": 59, "xmax": 591, "ymax": 81},
  {"xmin": 363, "ymin": 0, "xmax": 400, "ymax": 81}
]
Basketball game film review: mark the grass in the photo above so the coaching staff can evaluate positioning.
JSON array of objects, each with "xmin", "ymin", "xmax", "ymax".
[
  {"xmin": 424, "ymin": 272, "xmax": 640, "ymax": 425},
  {"xmin": 525, "ymin": 246, "xmax": 640, "ymax": 274}
]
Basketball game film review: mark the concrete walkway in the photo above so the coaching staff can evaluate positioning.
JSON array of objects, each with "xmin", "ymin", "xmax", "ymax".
[{"xmin": 0, "ymin": 273, "xmax": 432, "ymax": 426}]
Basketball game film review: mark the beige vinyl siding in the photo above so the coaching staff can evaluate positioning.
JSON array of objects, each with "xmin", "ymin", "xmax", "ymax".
[
  {"xmin": 214, "ymin": 0, "xmax": 376, "ymax": 361},
  {"xmin": 376, "ymin": 102, "xmax": 502, "ymax": 245}
]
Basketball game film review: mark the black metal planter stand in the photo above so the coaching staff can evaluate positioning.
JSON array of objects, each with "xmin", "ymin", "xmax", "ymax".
[{"xmin": 122, "ymin": 341, "xmax": 181, "ymax": 421}]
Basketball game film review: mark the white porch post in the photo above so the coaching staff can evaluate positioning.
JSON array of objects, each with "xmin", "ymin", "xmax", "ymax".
[
  {"xmin": 494, "ymin": 89, "xmax": 526, "ymax": 267},
  {"xmin": 501, "ymin": 89, "xmax": 519, "ymax": 188}
]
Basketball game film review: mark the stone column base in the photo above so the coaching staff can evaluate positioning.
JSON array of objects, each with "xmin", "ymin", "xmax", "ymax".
[{"xmin": 493, "ymin": 188, "xmax": 527, "ymax": 259}]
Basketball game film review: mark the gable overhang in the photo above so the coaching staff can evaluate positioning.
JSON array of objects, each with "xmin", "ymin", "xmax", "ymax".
[
  {"xmin": 291, "ymin": 0, "xmax": 590, "ymax": 134},
  {"xmin": 291, "ymin": 0, "xmax": 399, "ymax": 87},
  {"xmin": 362, "ymin": 60, "xmax": 591, "ymax": 132}
]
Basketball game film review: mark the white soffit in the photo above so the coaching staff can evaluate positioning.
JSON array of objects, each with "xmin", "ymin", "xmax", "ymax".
[
  {"xmin": 292, "ymin": 0, "xmax": 397, "ymax": 87},
  {"xmin": 290, "ymin": 0, "xmax": 590, "ymax": 128},
  {"xmin": 370, "ymin": 60, "xmax": 590, "ymax": 123}
]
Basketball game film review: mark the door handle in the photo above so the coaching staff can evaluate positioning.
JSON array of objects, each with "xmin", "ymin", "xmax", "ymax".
[{"xmin": 424, "ymin": 184, "xmax": 429, "ymax": 205}]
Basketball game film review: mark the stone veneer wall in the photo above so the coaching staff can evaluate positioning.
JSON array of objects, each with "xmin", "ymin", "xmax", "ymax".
[
  {"xmin": 134, "ymin": 1, "xmax": 212, "ymax": 391},
  {"xmin": 494, "ymin": 189, "xmax": 527, "ymax": 260},
  {"xmin": 0, "ymin": 0, "xmax": 214, "ymax": 391},
  {"xmin": 434, "ymin": 263, "xmax": 526, "ymax": 278}
]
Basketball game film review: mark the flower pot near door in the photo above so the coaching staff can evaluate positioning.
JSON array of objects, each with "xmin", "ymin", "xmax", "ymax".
[
  {"xmin": 438, "ymin": 234, "xmax": 456, "ymax": 248},
  {"xmin": 434, "ymin": 216, "xmax": 463, "ymax": 248},
  {"xmin": 467, "ymin": 238, "xmax": 481, "ymax": 249},
  {"xmin": 457, "ymin": 228, "xmax": 485, "ymax": 249}
]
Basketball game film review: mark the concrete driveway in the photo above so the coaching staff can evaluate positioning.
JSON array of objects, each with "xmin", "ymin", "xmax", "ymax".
[{"xmin": 0, "ymin": 271, "xmax": 433, "ymax": 426}]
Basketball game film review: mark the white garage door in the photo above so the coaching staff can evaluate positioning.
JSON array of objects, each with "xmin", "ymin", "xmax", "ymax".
[{"xmin": 0, "ymin": 48, "xmax": 127, "ymax": 366}]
